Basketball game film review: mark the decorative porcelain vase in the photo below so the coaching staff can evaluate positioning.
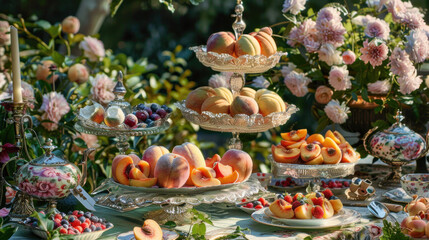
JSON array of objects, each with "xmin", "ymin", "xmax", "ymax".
[{"xmin": 364, "ymin": 111, "xmax": 429, "ymax": 188}]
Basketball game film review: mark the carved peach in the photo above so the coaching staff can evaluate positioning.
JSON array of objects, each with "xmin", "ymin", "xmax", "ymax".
[
  {"xmin": 235, "ymin": 34, "xmax": 261, "ymax": 57},
  {"xmin": 207, "ymin": 32, "xmax": 236, "ymax": 56},
  {"xmin": 201, "ymin": 96, "xmax": 230, "ymax": 114},
  {"xmin": 257, "ymin": 91, "xmax": 285, "ymax": 116},
  {"xmin": 240, "ymin": 87, "xmax": 256, "ymax": 98},
  {"xmin": 219, "ymin": 149, "xmax": 253, "ymax": 182},
  {"xmin": 142, "ymin": 145, "xmax": 170, "ymax": 177},
  {"xmin": 185, "ymin": 87, "xmax": 217, "ymax": 114},
  {"xmin": 255, "ymin": 89, "xmax": 271, "ymax": 101},
  {"xmin": 254, "ymin": 31, "xmax": 277, "ymax": 57},
  {"xmin": 154, "ymin": 153, "xmax": 190, "ymax": 188},
  {"xmin": 230, "ymin": 96, "xmax": 259, "ymax": 116},
  {"xmin": 214, "ymin": 87, "xmax": 233, "ymax": 103},
  {"xmin": 259, "ymin": 27, "xmax": 273, "ymax": 36}
]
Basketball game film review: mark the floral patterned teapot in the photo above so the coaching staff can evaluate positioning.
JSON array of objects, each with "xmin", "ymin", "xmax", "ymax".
[
  {"xmin": 364, "ymin": 111, "xmax": 429, "ymax": 187},
  {"xmin": 4, "ymin": 139, "xmax": 95, "ymax": 200}
]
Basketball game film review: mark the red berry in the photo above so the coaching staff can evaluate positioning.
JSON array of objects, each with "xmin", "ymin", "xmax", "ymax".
[
  {"xmin": 246, "ymin": 203, "xmax": 254, "ymax": 208},
  {"xmin": 284, "ymin": 195, "xmax": 293, "ymax": 204},
  {"xmin": 312, "ymin": 205, "xmax": 324, "ymax": 219},
  {"xmin": 258, "ymin": 197, "xmax": 266, "ymax": 206},
  {"xmin": 100, "ymin": 224, "xmax": 106, "ymax": 230},
  {"xmin": 255, "ymin": 205, "xmax": 263, "ymax": 210},
  {"xmin": 81, "ymin": 222, "xmax": 89, "ymax": 229},
  {"xmin": 85, "ymin": 218, "xmax": 91, "ymax": 225},
  {"xmin": 71, "ymin": 220, "xmax": 81, "ymax": 228},
  {"xmin": 241, "ymin": 198, "xmax": 247, "ymax": 202},
  {"xmin": 328, "ymin": 181, "xmax": 335, "ymax": 188},
  {"xmin": 311, "ymin": 197, "xmax": 324, "ymax": 206},
  {"xmin": 68, "ymin": 229, "xmax": 75, "ymax": 235},
  {"xmin": 321, "ymin": 181, "xmax": 325, "ymax": 185},
  {"xmin": 262, "ymin": 173, "xmax": 266, "ymax": 177},
  {"xmin": 292, "ymin": 201, "xmax": 302, "ymax": 210},
  {"xmin": 75, "ymin": 226, "xmax": 83, "ymax": 233},
  {"xmin": 322, "ymin": 189, "xmax": 334, "ymax": 199},
  {"xmin": 343, "ymin": 182, "xmax": 350, "ymax": 187},
  {"xmin": 257, "ymin": 173, "xmax": 261, "ymax": 176},
  {"xmin": 275, "ymin": 181, "xmax": 280, "ymax": 186},
  {"xmin": 54, "ymin": 213, "xmax": 62, "ymax": 220},
  {"xmin": 286, "ymin": 177, "xmax": 292, "ymax": 181},
  {"xmin": 72, "ymin": 210, "xmax": 79, "ymax": 216},
  {"xmin": 336, "ymin": 182, "xmax": 343, "ymax": 188},
  {"xmin": 59, "ymin": 228, "xmax": 67, "ymax": 234}
]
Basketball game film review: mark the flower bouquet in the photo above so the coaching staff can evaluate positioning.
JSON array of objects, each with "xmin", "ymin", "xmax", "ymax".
[{"xmin": 270, "ymin": 0, "xmax": 429, "ymax": 133}]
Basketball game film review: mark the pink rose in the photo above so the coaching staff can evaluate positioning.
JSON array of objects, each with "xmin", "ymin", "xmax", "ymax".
[
  {"xmin": 284, "ymin": 71, "xmax": 311, "ymax": 97},
  {"xmin": 35, "ymin": 181, "xmax": 59, "ymax": 198},
  {"xmin": 90, "ymin": 74, "xmax": 115, "ymax": 105},
  {"xmin": 0, "ymin": 208, "xmax": 9, "ymax": 217},
  {"xmin": 324, "ymin": 100, "xmax": 350, "ymax": 124},
  {"xmin": 61, "ymin": 16, "xmax": 80, "ymax": 34},
  {"xmin": 19, "ymin": 181, "xmax": 37, "ymax": 195},
  {"xmin": 365, "ymin": 19, "xmax": 390, "ymax": 40},
  {"xmin": 287, "ymin": 19, "xmax": 318, "ymax": 51},
  {"xmin": 317, "ymin": 7, "xmax": 342, "ymax": 25},
  {"xmin": 42, "ymin": 168, "xmax": 59, "ymax": 177},
  {"xmin": 389, "ymin": 47, "xmax": 414, "ymax": 77},
  {"xmin": 208, "ymin": 72, "xmax": 232, "ymax": 88},
  {"xmin": 328, "ymin": 65, "xmax": 352, "ymax": 91},
  {"xmin": 36, "ymin": 60, "xmax": 59, "ymax": 84},
  {"xmin": 318, "ymin": 43, "xmax": 342, "ymax": 66},
  {"xmin": 315, "ymin": 86, "xmax": 333, "ymax": 104},
  {"xmin": 68, "ymin": 63, "xmax": 89, "ymax": 84},
  {"xmin": 39, "ymin": 92, "xmax": 70, "ymax": 131},
  {"xmin": 0, "ymin": 21, "xmax": 10, "ymax": 46},
  {"xmin": 405, "ymin": 29, "xmax": 429, "ymax": 63},
  {"xmin": 367, "ymin": 80, "xmax": 391, "ymax": 95},
  {"xmin": 342, "ymin": 50, "xmax": 356, "ymax": 65},
  {"xmin": 282, "ymin": 0, "xmax": 306, "ymax": 15},
  {"xmin": 397, "ymin": 70, "xmax": 423, "ymax": 95},
  {"xmin": 79, "ymin": 36, "xmax": 105, "ymax": 62},
  {"xmin": 352, "ymin": 15, "xmax": 377, "ymax": 26}
]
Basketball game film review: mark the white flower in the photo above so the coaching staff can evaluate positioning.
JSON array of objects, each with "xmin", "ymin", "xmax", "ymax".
[
  {"xmin": 324, "ymin": 100, "xmax": 350, "ymax": 124},
  {"xmin": 284, "ymin": 71, "xmax": 311, "ymax": 97},
  {"xmin": 208, "ymin": 72, "xmax": 232, "ymax": 88},
  {"xmin": 367, "ymin": 80, "xmax": 392, "ymax": 94},
  {"xmin": 397, "ymin": 70, "xmax": 423, "ymax": 95},
  {"xmin": 79, "ymin": 36, "xmax": 105, "ymax": 62},
  {"xmin": 328, "ymin": 65, "xmax": 352, "ymax": 91},
  {"xmin": 318, "ymin": 43, "xmax": 343, "ymax": 66},
  {"xmin": 405, "ymin": 29, "xmax": 429, "ymax": 63},
  {"xmin": 251, "ymin": 76, "xmax": 270, "ymax": 89},
  {"xmin": 0, "ymin": 72, "xmax": 5, "ymax": 89},
  {"xmin": 425, "ymin": 75, "xmax": 429, "ymax": 88},
  {"xmin": 281, "ymin": 63, "xmax": 297, "ymax": 78},
  {"xmin": 282, "ymin": 0, "xmax": 307, "ymax": 15}
]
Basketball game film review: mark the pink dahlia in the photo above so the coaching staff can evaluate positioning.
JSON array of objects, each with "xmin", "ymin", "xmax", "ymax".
[
  {"xmin": 287, "ymin": 19, "xmax": 318, "ymax": 50},
  {"xmin": 0, "ymin": 208, "xmax": 9, "ymax": 217},
  {"xmin": 324, "ymin": 100, "xmax": 350, "ymax": 124},
  {"xmin": 342, "ymin": 50, "xmax": 356, "ymax": 65},
  {"xmin": 389, "ymin": 47, "xmax": 414, "ymax": 76},
  {"xmin": 386, "ymin": 0, "xmax": 408, "ymax": 22},
  {"xmin": 90, "ymin": 74, "xmax": 115, "ymax": 105},
  {"xmin": 405, "ymin": 29, "xmax": 429, "ymax": 63},
  {"xmin": 397, "ymin": 70, "xmax": 423, "ymax": 95},
  {"xmin": 0, "ymin": 21, "xmax": 10, "ymax": 46},
  {"xmin": 79, "ymin": 36, "xmax": 105, "ymax": 62},
  {"xmin": 303, "ymin": 37, "xmax": 320, "ymax": 53},
  {"xmin": 284, "ymin": 71, "xmax": 311, "ymax": 97},
  {"xmin": 328, "ymin": 65, "xmax": 352, "ymax": 91},
  {"xmin": 316, "ymin": 7, "xmax": 342, "ymax": 26},
  {"xmin": 360, "ymin": 39, "xmax": 389, "ymax": 68},
  {"xmin": 208, "ymin": 72, "xmax": 232, "ymax": 88},
  {"xmin": 282, "ymin": 0, "xmax": 306, "ymax": 15},
  {"xmin": 365, "ymin": 19, "xmax": 390, "ymax": 40},
  {"xmin": 39, "ymin": 92, "xmax": 70, "ymax": 131},
  {"xmin": 367, "ymin": 80, "xmax": 392, "ymax": 95},
  {"xmin": 35, "ymin": 181, "xmax": 59, "ymax": 198},
  {"xmin": 318, "ymin": 43, "xmax": 342, "ymax": 66},
  {"xmin": 316, "ymin": 20, "xmax": 346, "ymax": 47},
  {"xmin": 401, "ymin": 11, "xmax": 425, "ymax": 29}
]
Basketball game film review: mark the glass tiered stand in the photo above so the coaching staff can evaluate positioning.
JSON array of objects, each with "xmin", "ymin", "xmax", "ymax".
[{"xmin": 176, "ymin": 0, "xmax": 297, "ymax": 149}]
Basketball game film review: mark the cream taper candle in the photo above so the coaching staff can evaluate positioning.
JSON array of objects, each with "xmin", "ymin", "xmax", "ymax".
[{"xmin": 11, "ymin": 26, "xmax": 23, "ymax": 103}]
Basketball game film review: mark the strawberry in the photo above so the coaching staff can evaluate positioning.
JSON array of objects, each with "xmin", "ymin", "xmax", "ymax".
[
  {"xmin": 71, "ymin": 219, "xmax": 81, "ymax": 228},
  {"xmin": 343, "ymin": 181, "xmax": 350, "ymax": 187},
  {"xmin": 255, "ymin": 205, "xmax": 263, "ymax": 210},
  {"xmin": 68, "ymin": 229, "xmax": 75, "ymax": 235},
  {"xmin": 72, "ymin": 210, "xmax": 79, "ymax": 216},
  {"xmin": 241, "ymin": 198, "xmax": 247, "ymax": 202},
  {"xmin": 54, "ymin": 213, "xmax": 62, "ymax": 220},
  {"xmin": 75, "ymin": 226, "xmax": 83, "ymax": 233},
  {"xmin": 292, "ymin": 201, "xmax": 302, "ymax": 210},
  {"xmin": 312, "ymin": 205, "xmax": 324, "ymax": 219},
  {"xmin": 311, "ymin": 197, "xmax": 324, "ymax": 206},
  {"xmin": 284, "ymin": 194, "xmax": 293, "ymax": 204},
  {"xmin": 322, "ymin": 189, "xmax": 334, "ymax": 199},
  {"xmin": 258, "ymin": 197, "xmax": 267, "ymax": 206},
  {"xmin": 245, "ymin": 203, "xmax": 254, "ymax": 208},
  {"xmin": 59, "ymin": 228, "xmax": 67, "ymax": 234},
  {"xmin": 81, "ymin": 222, "xmax": 89, "ymax": 229}
]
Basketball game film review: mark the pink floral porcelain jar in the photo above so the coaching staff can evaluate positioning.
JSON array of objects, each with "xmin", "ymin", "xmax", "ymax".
[{"xmin": 364, "ymin": 111, "xmax": 429, "ymax": 187}]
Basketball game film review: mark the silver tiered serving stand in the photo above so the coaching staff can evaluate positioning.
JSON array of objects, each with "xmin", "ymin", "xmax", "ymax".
[
  {"xmin": 176, "ymin": 0, "xmax": 297, "ymax": 150},
  {"xmin": 269, "ymin": 154, "xmax": 356, "ymax": 192},
  {"xmin": 74, "ymin": 72, "xmax": 171, "ymax": 154}
]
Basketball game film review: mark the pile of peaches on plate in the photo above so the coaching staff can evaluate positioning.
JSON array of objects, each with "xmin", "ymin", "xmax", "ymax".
[
  {"xmin": 401, "ymin": 196, "xmax": 429, "ymax": 238},
  {"xmin": 111, "ymin": 142, "xmax": 252, "ymax": 189},
  {"xmin": 186, "ymin": 87, "xmax": 286, "ymax": 117},
  {"xmin": 268, "ymin": 189, "xmax": 343, "ymax": 220},
  {"xmin": 271, "ymin": 129, "xmax": 360, "ymax": 165},
  {"xmin": 206, "ymin": 27, "xmax": 277, "ymax": 57}
]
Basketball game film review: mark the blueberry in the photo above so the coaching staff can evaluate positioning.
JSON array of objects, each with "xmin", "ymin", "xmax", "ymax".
[
  {"xmin": 84, "ymin": 212, "xmax": 92, "ymax": 218},
  {"xmin": 62, "ymin": 224, "xmax": 70, "ymax": 229},
  {"xmin": 90, "ymin": 224, "xmax": 97, "ymax": 231},
  {"xmin": 100, "ymin": 218, "xmax": 106, "ymax": 223},
  {"xmin": 78, "ymin": 216, "xmax": 86, "ymax": 223},
  {"xmin": 165, "ymin": 107, "xmax": 173, "ymax": 113},
  {"xmin": 150, "ymin": 113, "xmax": 161, "ymax": 121},
  {"xmin": 253, "ymin": 201, "xmax": 262, "ymax": 206},
  {"xmin": 95, "ymin": 226, "xmax": 102, "ymax": 231},
  {"xmin": 145, "ymin": 118, "xmax": 153, "ymax": 125},
  {"xmin": 150, "ymin": 103, "xmax": 159, "ymax": 112},
  {"xmin": 32, "ymin": 221, "xmax": 39, "ymax": 228},
  {"xmin": 299, "ymin": 200, "xmax": 306, "ymax": 205},
  {"xmin": 276, "ymin": 194, "xmax": 285, "ymax": 200},
  {"xmin": 315, "ymin": 192, "xmax": 322, "ymax": 198},
  {"xmin": 161, "ymin": 104, "xmax": 168, "ymax": 109},
  {"xmin": 78, "ymin": 211, "xmax": 84, "ymax": 216},
  {"xmin": 329, "ymin": 196, "xmax": 339, "ymax": 200},
  {"xmin": 147, "ymin": 121, "xmax": 155, "ymax": 127},
  {"xmin": 61, "ymin": 219, "xmax": 69, "ymax": 225},
  {"xmin": 90, "ymin": 216, "xmax": 99, "ymax": 223},
  {"xmin": 67, "ymin": 211, "xmax": 73, "ymax": 215},
  {"xmin": 136, "ymin": 103, "xmax": 146, "ymax": 110},
  {"xmin": 69, "ymin": 216, "xmax": 76, "ymax": 222},
  {"xmin": 83, "ymin": 227, "xmax": 92, "ymax": 232},
  {"xmin": 105, "ymin": 222, "xmax": 113, "ymax": 228},
  {"xmin": 143, "ymin": 106, "xmax": 152, "ymax": 115},
  {"xmin": 60, "ymin": 212, "xmax": 66, "ymax": 218}
]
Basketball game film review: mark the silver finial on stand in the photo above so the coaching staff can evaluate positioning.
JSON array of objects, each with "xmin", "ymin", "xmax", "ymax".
[
  {"xmin": 107, "ymin": 71, "xmax": 131, "ymax": 115},
  {"xmin": 231, "ymin": 0, "xmax": 246, "ymax": 40}
]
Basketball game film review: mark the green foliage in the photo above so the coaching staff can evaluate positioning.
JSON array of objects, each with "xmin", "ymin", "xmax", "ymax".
[{"xmin": 380, "ymin": 219, "xmax": 410, "ymax": 240}]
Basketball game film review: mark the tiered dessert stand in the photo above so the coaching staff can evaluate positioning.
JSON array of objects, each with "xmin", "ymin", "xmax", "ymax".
[{"xmin": 175, "ymin": 0, "xmax": 297, "ymax": 150}]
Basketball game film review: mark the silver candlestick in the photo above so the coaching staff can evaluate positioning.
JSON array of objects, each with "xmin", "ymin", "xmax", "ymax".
[{"xmin": 231, "ymin": 0, "xmax": 246, "ymax": 40}]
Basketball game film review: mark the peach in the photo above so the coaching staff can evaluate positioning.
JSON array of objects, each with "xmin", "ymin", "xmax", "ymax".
[
  {"xmin": 300, "ymin": 143, "xmax": 321, "ymax": 162},
  {"xmin": 205, "ymin": 154, "xmax": 221, "ymax": 168},
  {"xmin": 269, "ymin": 199, "xmax": 294, "ymax": 219},
  {"xmin": 257, "ymin": 92, "xmax": 286, "ymax": 116},
  {"xmin": 235, "ymin": 34, "xmax": 261, "ymax": 57},
  {"xmin": 112, "ymin": 154, "xmax": 128, "ymax": 181},
  {"xmin": 281, "ymin": 129, "xmax": 307, "ymax": 142},
  {"xmin": 254, "ymin": 31, "xmax": 277, "ymax": 57},
  {"xmin": 201, "ymin": 96, "xmax": 230, "ymax": 114},
  {"xmin": 285, "ymin": 140, "xmax": 305, "ymax": 149},
  {"xmin": 321, "ymin": 198, "xmax": 335, "ymax": 218},
  {"xmin": 217, "ymin": 170, "xmax": 239, "ymax": 184},
  {"xmin": 207, "ymin": 32, "xmax": 236, "ymax": 56},
  {"xmin": 341, "ymin": 147, "xmax": 359, "ymax": 163},
  {"xmin": 137, "ymin": 160, "xmax": 150, "ymax": 177},
  {"xmin": 240, "ymin": 87, "xmax": 256, "ymax": 98},
  {"xmin": 401, "ymin": 216, "xmax": 426, "ymax": 238},
  {"xmin": 271, "ymin": 145, "xmax": 300, "ymax": 164},
  {"xmin": 185, "ymin": 87, "xmax": 217, "ymax": 114},
  {"xmin": 254, "ymin": 89, "xmax": 272, "ymax": 101},
  {"xmin": 154, "ymin": 153, "xmax": 190, "ymax": 188},
  {"xmin": 230, "ymin": 96, "xmax": 259, "ymax": 116},
  {"xmin": 407, "ymin": 201, "xmax": 426, "ymax": 216},
  {"xmin": 129, "ymin": 178, "xmax": 157, "ymax": 188},
  {"xmin": 329, "ymin": 198, "xmax": 343, "ymax": 213},
  {"xmin": 104, "ymin": 106, "xmax": 125, "ymax": 127},
  {"xmin": 305, "ymin": 154, "xmax": 324, "ymax": 165},
  {"xmin": 129, "ymin": 168, "xmax": 146, "ymax": 180},
  {"xmin": 191, "ymin": 167, "xmax": 221, "ymax": 187},
  {"xmin": 133, "ymin": 219, "xmax": 163, "ymax": 240},
  {"xmin": 219, "ymin": 149, "xmax": 253, "ymax": 182},
  {"xmin": 322, "ymin": 137, "xmax": 340, "ymax": 149},
  {"xmin": 259, "ymin": 27, "xmax": 273, "ymax": 36},
  {"xmin": 306, "ymin": 134, "xmax": 324, "ymax": 144},
  {"xmin": 89, "ymin": 105, "xmax": 105, "ymax": 124},
  {"xmin": 321, "ymin": 147, "xmax": 342, "ymax": 164},
  {"xmin": 36, "ymin": 60, "xmax": 59, "ymax": 83},
  {"xmin": 426, "ymin": 222, "xmax": 429, "ymax": 238},
  {"xmin": 325, "ymin": 130, "xmax": 341, "ymax": 144},
  {"xmin": 172, "ymin": 142, "xmax": 206, "ymax": 185},
  {"xmin": 294, "ymin": 204, "xmax": 313, "ymax": 219},
  {"xmin": 333, "ymin": 131, "xmax": 347, "ymax": 144},
  {"xmin": 113, "ymin": 156, "xmax": 134, "ymax": 185},
  {"xmin": 214, "ymin": 87, "xmax": 233, "ymax": 103},
  {"xmin": 213, "ymin": 162, "xmax": 233, "ymax": 178},
  {"xmin": 280, "ymin": 140, "xmax": 299, "ymax": 148},
  {"xmin": 142, "ymin": 146, "xmax": 170, "ymax": 178}
]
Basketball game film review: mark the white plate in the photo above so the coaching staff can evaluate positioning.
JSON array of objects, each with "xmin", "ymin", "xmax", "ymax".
[
  {"xmin": 264, "ymin": 208, "xmax": 346, "ymax": 226},
  {"xmin": 116, "ymin": 229, "xmax": 179, "ymax": 240},
  {"xmin": 251, "ymin": 208, "xmax": 360, "ymax": 230},
  {"xmin": 238, "ymin": 205, "xmax": 260, "ymax": 214}
]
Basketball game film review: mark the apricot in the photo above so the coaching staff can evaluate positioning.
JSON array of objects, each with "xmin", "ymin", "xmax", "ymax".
[
  {"xmin": 114, "ymin": 156, "xmax": 134, "ymax": 185},
  {"xmin": 205, "ymin": 154, "xmax": 221, "ymax": 168},
  {"xmin": 201, "ymin": 96, "xmax": 230, "ymax": 114},
  {"xmin": 142, "ymin": 146, "xmax": 170, "ymax": 178},
  {"xmin": 254, "ymin": 31, "xmax": 277, "ymax": 57},
  {"xmin": 230, "ymin": 96, "xmax": 259, "ymax": 116},
  {"xmin": 271, "ymin": 145, "xmax": 300, "ymax": 164},
  {"xmin": 213, "ymin": 162, "xmax": 233, "ymax": 178},
  {"xmin": 136, "ymin": 160, "xmax": 150, "ymax": 177},
  {"xmin": 325, "ymin": 130, "xmax": 341, "ymax": 145},
  {"xmin": 300, "ymin": 143, "xmax": 321, "ymax": 162},
  {"xmin": 214, "ymin": 87, "xmax": 233, "ymax": 103},
  {"xmin": 321, "ymin": 199, "xmax": 335, "ymax": 218},
  {"xmin": 305, "ymin": 154, "xmax": 324, "ymax": 165},
  {"xmin": 235, "ymin": 34, "xmax": 261, "ymax": 57},
  {"xmin": 280, "ymin": 140, "xmax": 300, "ymax": 148},
  {"xmin": 133, "ymin": 219, "xmax": 163, "ymax": 240},
  {"xmin": 333, "ymin": 131, "xmax": 347, "ymax": 144},
  {"xmin": 219, "ymin": 149, "xmax": 253, "ymax": 182},
  {"xmin": 295, "ymin": 204, "xmax": 313, "ymax": 219},
  {"xmin": 240, "ymin": 87, "xmax": 256, "ymax": 98},
  {"xmin": 191, "ymin": 167, "xmax": 221, "ymax": 187},
  {"xmin": 322, "ymin": 137, "xmax": 340, "ymax": 149},
  {"xmin": 269, "ymin": 199, "xmax": 294, "ymax": 219},
  {"xmin": 207, "ymin": 32, "xmax": 236, "ymax": 56},
  {"xmin": 154, "ymin": 153, "xmax": 190, "ymax": 188},
  {"xmin": 281, "ymin": 129, "xmax": 307, "ymax": 141},
  {"xmin": 341, "ymin": 147, "xmax": 359, "ymax": 163},
  {"xmin": 217, "ymin": 170, "xmax": 239, "ymax": 184},
  {"xmin": 257, "ymin": 92, "xmax": 286, "ymax": 116},
  {"xmin": 129, "ymin": 168, "xmax": 146, "ymax": 180},
  {"xmin": 129, "ymin": 178, "xmax": 157, "ymax": 188},
  {"xmin": 306, "ymin": 134, "xmax": 324, "ymax": 144},
  {"xmin": 185, "ymin": 87, "xmax": 217, "ymax": 114},
  {"xmin": 172, "ymin": 142, "xmax": 206, "ymax": 185},
  {"xmin": 321, "ymin": 147, "xmax": 342, "ymax": 164},
  {"xmin": 329, "ymin": 198, "xmax": 343, "ymax": 213}
]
